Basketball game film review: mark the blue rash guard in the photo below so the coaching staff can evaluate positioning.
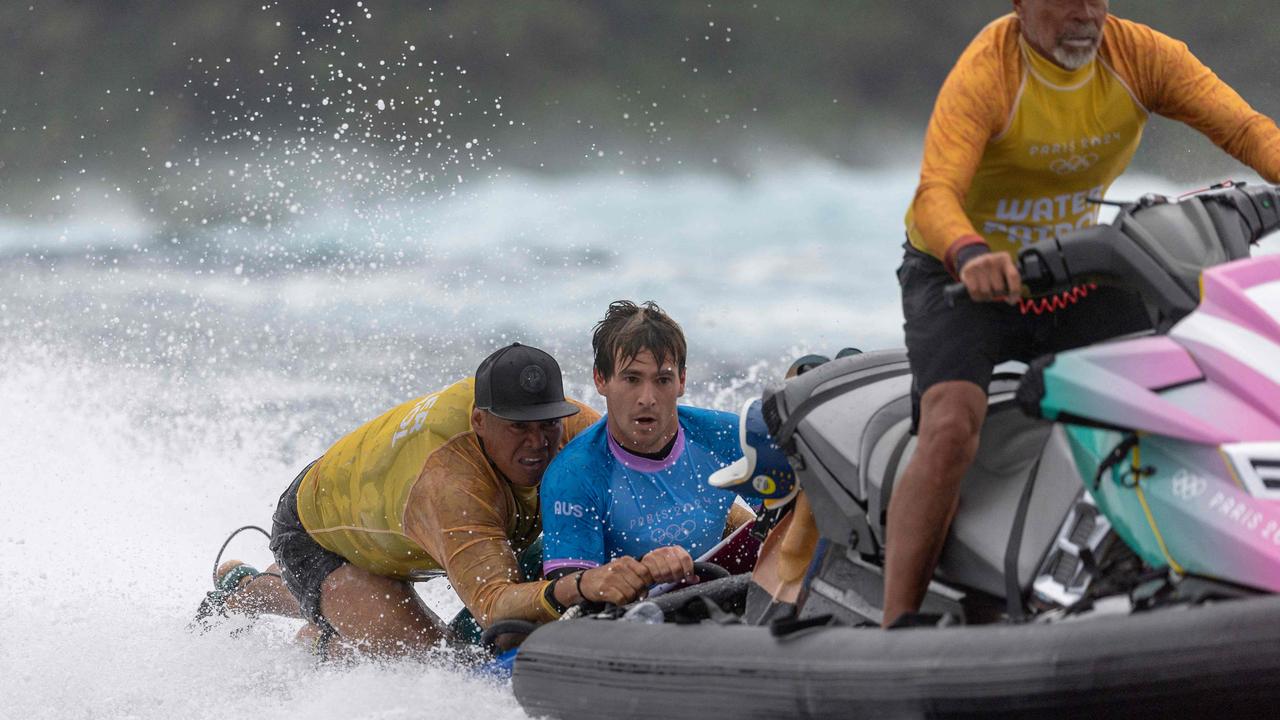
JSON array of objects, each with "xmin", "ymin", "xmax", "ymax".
[{"xmin": 540, "ymin": 406, "xmax": 742, "ymax": 575}]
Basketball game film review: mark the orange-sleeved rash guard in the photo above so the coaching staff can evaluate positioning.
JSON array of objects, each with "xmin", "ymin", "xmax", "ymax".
[
  {"xmin": 294, "ymin": 378, "xmax": 600, "ymax": 626},
  {"xmin": 906, "ymin": 14, "xmax": 1280, "ymax": 272}
]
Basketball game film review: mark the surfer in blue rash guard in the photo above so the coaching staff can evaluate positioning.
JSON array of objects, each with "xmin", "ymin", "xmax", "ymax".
[{"xmin": 539, "ymin": 301, "xmax": 756, "ymax": 595}]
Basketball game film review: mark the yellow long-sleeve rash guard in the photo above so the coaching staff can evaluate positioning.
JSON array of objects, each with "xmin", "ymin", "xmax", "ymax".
[{"xmin": 905, "ymin": 14, "xmax": 1280, "ymax": 273}]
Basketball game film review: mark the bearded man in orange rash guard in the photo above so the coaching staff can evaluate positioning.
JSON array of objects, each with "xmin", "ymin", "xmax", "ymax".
[{"xmin": 884, "ymin": 0, "xmax": 1280, "ymax": 627}]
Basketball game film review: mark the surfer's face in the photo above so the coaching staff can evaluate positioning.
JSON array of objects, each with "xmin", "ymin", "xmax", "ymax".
[
  {"xmin": 1014, "ymin": 0, "xmax": 1108, "ymax": 70},
  {"xmin": 473, "ymin": 410, "xmax": 565, "ymax": 487},
  {"xmin": 595, "ymin": 348, "xmax": 686, "ymax": 455}
]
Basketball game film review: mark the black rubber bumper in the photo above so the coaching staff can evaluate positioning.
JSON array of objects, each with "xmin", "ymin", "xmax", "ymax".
[{"xmin": 513, "ymin": 594, "xmax": 1280, "ymax": 719}]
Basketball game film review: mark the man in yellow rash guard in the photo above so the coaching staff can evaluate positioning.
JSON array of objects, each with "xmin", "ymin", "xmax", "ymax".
[
  {"xmin": 884, "ymin": 0, "xmax": 1280, "ymax": 627},
  {"xmin": 213, "ymin": 344, "xmax": 664, "ymax": 657}
]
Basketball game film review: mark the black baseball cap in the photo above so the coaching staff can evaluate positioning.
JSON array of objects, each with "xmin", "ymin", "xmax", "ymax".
[{"xmin": 474, "ymin": 343, "xmax": 581, "ymax": 422}]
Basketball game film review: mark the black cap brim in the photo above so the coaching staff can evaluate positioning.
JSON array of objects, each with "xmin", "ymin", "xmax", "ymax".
[{"xmin": 485, "ymin": 400, "xmax": 581, "ymax": 423}]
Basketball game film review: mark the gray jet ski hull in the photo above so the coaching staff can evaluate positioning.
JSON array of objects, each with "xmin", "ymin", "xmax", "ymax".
[{"xmin": 514, "ymin": 592, "xmax": 1280, "ymax": 719}]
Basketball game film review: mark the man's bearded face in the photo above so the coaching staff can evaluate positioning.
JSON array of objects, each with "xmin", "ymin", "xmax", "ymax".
[{"xmin": 1016, "ymin": 0, "xmax": 1109, "ymax": 70}]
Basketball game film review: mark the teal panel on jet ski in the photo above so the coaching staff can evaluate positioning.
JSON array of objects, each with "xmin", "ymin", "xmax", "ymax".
[{"xmin": 1065, "ymin": 425, "xmax": 1169, "ymax": 569}]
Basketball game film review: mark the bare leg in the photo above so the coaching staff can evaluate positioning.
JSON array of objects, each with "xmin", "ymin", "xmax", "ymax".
[
  {"xmin": 316, "ymin": 563, "xmax": 451, "ymax": 657},
  {"xmin": 217, "ymin": 560, "xmax": 303, "ymax": 617},
  {"xmin": 882, "ymin": 381, "xmax": 987, "ymax": 627},
  {"xmin": 216, "ymin": 559, "xmax": 450, "ymax": 656}
]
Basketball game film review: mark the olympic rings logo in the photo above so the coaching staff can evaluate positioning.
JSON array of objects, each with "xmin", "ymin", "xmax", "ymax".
[
  {"xmin": 650, "ymin": 519, "xmax": 698, "ymax": 545},
  {"xmin": 1171, "ymin": 469, "xmax": 1208, "ymax": 501},
  {"xmin": 1049, "ymin": 153, "xmax": 1100, "ymax": 175}
]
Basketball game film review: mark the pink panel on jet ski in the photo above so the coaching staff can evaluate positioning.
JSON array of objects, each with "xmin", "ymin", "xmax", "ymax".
[
  {"xmin": 1157, "ymin": 377, "xmax": 1280, "ymax": 441},
  {"xmin": 1077, "ymin": 335, "xmax": 1202, "ymax": 391},
  {"xmin": 1173, "ymin": 339, "xmax": 1280, "ymax": 434},
  {"xmin": 1198, "ymin": 255, "xmax": 1280, "ymax": 342},
  {"xmin": 1046, "ymin": 349, "xmax": 1232, "ymax": 444},
  {"xmin": 1070, "ymin": 330, "xmax": 1280, "ymax": 438}
]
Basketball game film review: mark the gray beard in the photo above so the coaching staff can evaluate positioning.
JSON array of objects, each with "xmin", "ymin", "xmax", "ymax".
[{"xmin": 1053, "ymin": 44, "xmax": 1098, "ymax": 70}]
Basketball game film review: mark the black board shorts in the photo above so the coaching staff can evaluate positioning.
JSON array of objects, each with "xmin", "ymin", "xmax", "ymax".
[
  {"xmin": 898, "ymin": 242, "xmax": 1151, "ymax": 430},
  {"xmin": 269, "ymin": 461, "xmax": 347, "ymax": 632}
]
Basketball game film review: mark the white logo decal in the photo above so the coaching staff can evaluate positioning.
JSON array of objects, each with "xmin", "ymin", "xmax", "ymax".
[
  {"xmin": 1171, "ymin": 469, "xmax": 1208, "ymax": 501},
  {"xmin": 1049, "ymin": 153, "xmax": 1100, "ymax": 175},
  {"xmin": 553, "ymin": 500, "xmax": 585, "ymax": 518},
  {"xmin": 649, "ymin": 519, "xmax": 698, "ymax": 545},
  {"xmin": 391, "ymin": 394, "xmax": 440, "ymax": 446}
]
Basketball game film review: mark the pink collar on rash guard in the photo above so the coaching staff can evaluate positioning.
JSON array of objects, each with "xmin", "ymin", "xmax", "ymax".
[{"xmin": 607, "ymin": 424, "xmax": 686, "ymax": 472}]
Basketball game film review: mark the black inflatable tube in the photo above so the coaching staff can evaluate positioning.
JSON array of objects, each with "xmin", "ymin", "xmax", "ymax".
[
  {"xmin": 648, "ymin": 574, "xmax": 749, "ymax": 618},
  {"xmin": 513, "ymin": 594, "xmax": 1280, "ymax": 719}
]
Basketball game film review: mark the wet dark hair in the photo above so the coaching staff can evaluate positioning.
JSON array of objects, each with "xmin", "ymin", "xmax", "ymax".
[{"xmin": 592, "ymin": 300, "xmax": 687, "ymax": 380}]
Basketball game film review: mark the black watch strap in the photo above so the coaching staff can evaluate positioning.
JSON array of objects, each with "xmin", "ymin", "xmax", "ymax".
[{"xmin": 543, "ymin": 575, "xmax": 570, "ymax": 615}]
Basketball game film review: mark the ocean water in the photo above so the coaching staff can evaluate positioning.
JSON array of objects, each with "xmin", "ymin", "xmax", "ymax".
[{"xmin": 0, "ymin": 163, "xmax": 1205, "ymax": 719}]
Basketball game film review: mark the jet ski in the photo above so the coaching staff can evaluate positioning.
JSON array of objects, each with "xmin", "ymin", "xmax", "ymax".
[{"xmin": 511, "ymin": 182, "xmax": 1280, "ymax": 719}]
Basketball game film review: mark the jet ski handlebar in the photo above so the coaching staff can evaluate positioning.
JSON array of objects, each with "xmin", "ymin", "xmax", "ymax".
[
  {"xmin": 941, "ymin": 253, "xmax": 1051, "ymax": 308},
  {"xmin": 942, "ymin": 182, "xmax": 1280, "ymax": 318}
]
